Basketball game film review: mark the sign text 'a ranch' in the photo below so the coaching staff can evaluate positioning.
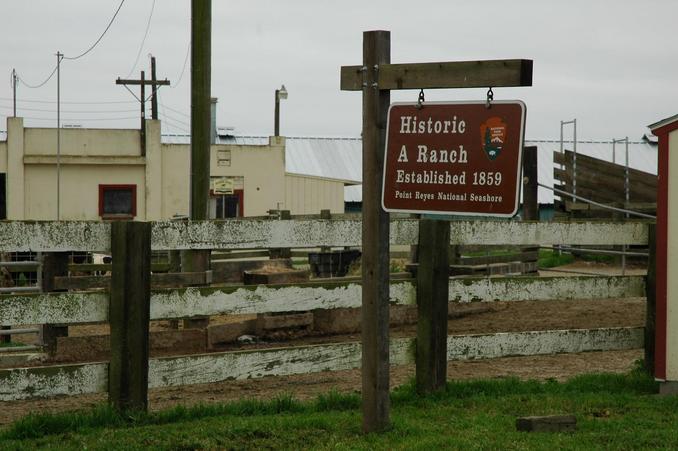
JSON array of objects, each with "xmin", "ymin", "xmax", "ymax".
[{"xmin": 381, "ymin": 101, "xmax": 526, "ymax": 216}]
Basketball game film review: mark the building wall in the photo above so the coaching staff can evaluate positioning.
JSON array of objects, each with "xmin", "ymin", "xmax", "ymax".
[
  {"xmin": 284, "ymin": 174, "xmax": 345, "ymax": 214},
  {"xmin": 24, "ymin": 164, "xmax": 146, "ymax": 220},
  {"xmin": 210, "ymin": 138, "xmax": 286, "ymax": 217},
  {"xmin": 0, "ymin": 141, "xmax": 7, "ymax": 172},
  {"xmin": 1, "ymin": 119, "xmax": 296, "ymax": 220},
  {"xmin": 666, "ymin": 128, "xmax": 678, "ymax": 379}
]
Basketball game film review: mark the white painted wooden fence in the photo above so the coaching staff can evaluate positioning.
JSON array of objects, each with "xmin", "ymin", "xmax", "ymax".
[{"xmin": 0, "ymin": 219, "xmax": 650, "ymax": 402}]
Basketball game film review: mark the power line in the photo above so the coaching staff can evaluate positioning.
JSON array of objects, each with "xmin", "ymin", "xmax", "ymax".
[
  {"xmin": 17, "ymin": 65, "xmax": 59, "ymax": 89},
  {"xmin": 0, "ymin": 96, "xmax": 136, "ymax": 105},
  {"xmin": 125, "ymin": 0, "xmax": 156, "ymax": 78},
  {"xmin": 0, "ymin": 104, "xmax": 138, "ymax": 114},
  {"xmin": 63, "ymin": 0, "xmax": 126, "ymax": 61},
  {"xmin": 160, "ymin": 102, "xmax": 190, "ymax": 118},
  {"xmin": 171, "ymin": 40, "xmax": 191, "ymax": 89},
  {"xmin": 9, "ymin": 115, "xmax": 138, "ymax": 122}
]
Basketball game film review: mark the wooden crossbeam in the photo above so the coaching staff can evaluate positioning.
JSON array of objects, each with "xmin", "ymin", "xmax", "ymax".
[{"xmin": 340, "ymin": 59, "xmax": 532, "ymax": 91}]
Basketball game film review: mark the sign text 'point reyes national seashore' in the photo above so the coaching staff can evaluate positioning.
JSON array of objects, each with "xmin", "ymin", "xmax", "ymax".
[{"xmin": 381, "ymin": 101, "xmax": 526, "ymax": 217}]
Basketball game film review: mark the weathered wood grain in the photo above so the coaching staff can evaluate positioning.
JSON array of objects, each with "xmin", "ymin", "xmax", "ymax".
[
  {"xmin": 340, "ymin": 59, "xmax": 532, "ymax": 91},
  {"xmin": 449, "ymin": 275, "xmax": 646, "ymax": 303},
  {"xmin": 0, "ymin": 219, "xmax": 649, "ymax": 252},
  {"xmin": 0, "ymin": 327, "xmax": 643, "ymax": 401},
  {"xmin": 0, "ymin": 276, "xmax": 644, "ymax": 326},
  {"xmin": 0, "ymin": 363, "xmax": 108, "ymax": 401},
  {"xmin": 448, "ymin": 221, "xmax": 649, "ymax": 246},
  {"xmin": 0, "ymin": 291, "xmax": 108, "ymax": 325},
  {"xmin": 0, "ymin": 221, "xmax": 111, "ymax": 252}
]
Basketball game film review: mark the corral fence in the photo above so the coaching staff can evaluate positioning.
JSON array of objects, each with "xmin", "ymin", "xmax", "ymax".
[{"xmin": 0, "ymin": 218, "xmax": 654, "ymax": 412}]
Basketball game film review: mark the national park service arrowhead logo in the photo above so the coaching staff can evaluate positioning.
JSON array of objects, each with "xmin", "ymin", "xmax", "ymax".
[{"xmin": 480, "ymin": 117, "xmax": 507, "ymax": 161}]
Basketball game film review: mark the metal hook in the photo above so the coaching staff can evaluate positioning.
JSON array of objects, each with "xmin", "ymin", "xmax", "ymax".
[
  {"xmin": 485, "ymin": 87, "xmax": 494, "ymax": 109},
  {"xmin": 416, "ymin": 89, "xmax": 425, "ymax": 110}
]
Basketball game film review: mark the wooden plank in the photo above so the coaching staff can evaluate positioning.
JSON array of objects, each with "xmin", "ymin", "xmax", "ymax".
[
  {"xmin": 340, "ymin": 59, "xmax": 532, "ymax": 91},
  {"xmin": 0, "ymin": 219, "xmax": 648, "ymax": 252},
  {"xmin": 0, "ymin": 291, "xmax": 108, "ymax": 326},
  {"xmin": 448, "ymin": 221, "xmax": 649, "ymax": 246},
  {"xmin": 416, "ymin": 219, "xmax": 449, "ymax": 393},
  {"xmin": 516, "ymin": 415, "xmax": 576, "ymax": 432},
  {"xmin": 450, "ymin": 275, "xmax": 645, "ymax": 303},
  {"xmin": 0, "ymin": 363, "xmax": 108, "ymax": 401},
  {"xmin": 0, "ymin": 221, "xmax": 110, "ymax": 252},
  {"xmin": 68, "ymin": 262, "xmax": 170, "ymax": 273},
  {"xmin": 54, "ymin": 272, "xmax": 208, "ymax": 291},
  {"xmin": 0, "ymin": 327, "xmax": 642, "ymax": 401},
  {"xmin": 448, "ymin": 327, "xmax": 643, "ymax": 360},
  {"xmin": 109, "ymin": 221, "xmax": 151, "ymax": 412},
  {"xmin": 0, "ymin": 276, "xmax": 644, "ymax": 326},
  {"xmin": 554, "ymin": 168, "xmax": 657, "ymax": 202}
]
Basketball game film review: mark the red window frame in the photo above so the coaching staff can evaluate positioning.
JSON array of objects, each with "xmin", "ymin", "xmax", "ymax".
[{"xmin": 98, "ymin": 184, "xmax": 137, "ymax": 219}]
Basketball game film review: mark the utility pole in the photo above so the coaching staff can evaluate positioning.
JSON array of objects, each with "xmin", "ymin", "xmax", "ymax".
[
  {"xmin": 184, "ymin": 0, "xmax": 212, "ymax": 278},
  {"xmin": 151, "ymin": 56, "xmax": 159, "ymax": 120},
  {"xmin": 11, "ymin": 69, "xmax": 17, "ymax": 117},
  {"xmin": 56, "ymin": 52, "xmax": 63, "ymax": 221},
  {"xmin": 191, "ymin": 0, "xmax": 211, "ymax": 222},
  {"xmin": 116, "ymin": 68, "xmax": 170, "ymax": 155}
]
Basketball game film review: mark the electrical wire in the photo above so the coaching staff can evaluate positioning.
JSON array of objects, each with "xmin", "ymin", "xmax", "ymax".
[
  {"xmin": 171, "ymin": 40, "xmax": 191, "ymax": 89},
  {"xmin": 160, "ymin": 102, "xmax": 190, "ymax": 118},
  {"xmin": 0, "ymin": 104, "xmax": 137, "ymax": 114},
  {"xmin": 0, "ymin": 96, "xmax": 135, "ymax": 105},
  {"xmin": 17, "ymin": 65, "xmax": 59, "ymax": 89},
  {"xmin": 64, "ymin": 0, "xmax": 126, "ymax": 61},
  {"xmin": 160, "ymin": 110, "xmax": 190, "ymax": 127},
  {"xmin": 12, "ymin": 115, "xmax": 137, "ymax": 122},
  {"xmin": 125, "ymin": 0, "xmax": 156, "ymax": 78}
]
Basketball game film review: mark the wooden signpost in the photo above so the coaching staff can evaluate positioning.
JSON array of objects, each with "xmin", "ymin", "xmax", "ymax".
[{"xmin": 340, "ymin": 30, "xmax": 532, "ymax": 432}]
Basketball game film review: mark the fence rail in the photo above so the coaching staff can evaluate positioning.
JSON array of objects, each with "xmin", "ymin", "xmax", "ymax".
[
  {"xmin": 0, "ymin": 275, "xmax": 645, "ymax": 327},
  {"xmin": 0, "ymin": 219, "xmax": 650, "ymax": 253},
  {"xmin": 0, "ymin": 218, "xmax": 653, "ymax": 408},
  {"xmin": 0, "ymin": 326, "xmax": 643, "ymax": 402}
]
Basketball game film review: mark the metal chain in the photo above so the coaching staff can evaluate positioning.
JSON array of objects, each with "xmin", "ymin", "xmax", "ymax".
[
  {"xmin": 416, "ymin": 89, "xmax": 425, "ymax": 109},
  {"xmin": 486, "ymin": 87, "xmax": 494, "ymax": 109}
]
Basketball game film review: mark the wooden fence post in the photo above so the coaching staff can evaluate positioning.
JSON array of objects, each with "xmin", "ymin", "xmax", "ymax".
[
  {"xmin": 522, "ymin": 145, "xmax": 538, "ymax": 221},
  {"xmin": 40, "ymin": 252, "xmax": 70, "ymax": 355},
  {"xmin": 361, "ymin": 29, "xmax": 391, "ymax": 433},
  {"xmin": 416, "ymin": 219, "xmax": 450, "ymax": 393},
  {"xmin": 109, "ymin": 221, "xmax": 151, "ymax": 412},
  {"xmin": 645, "ymin": 223, "xmax": 656, "ymax": 376}
]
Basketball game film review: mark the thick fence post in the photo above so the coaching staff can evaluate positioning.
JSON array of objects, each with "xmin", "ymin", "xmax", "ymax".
[
  {"xmin": 416, "ymin": 219, "xmax": 450, "ymax": 393},
  {"xmin": 522, "ymin": 145, "xmax": 538, "ymax": 221},
  {"xmin": 109, "ymin": 221, "xmax": 151, "ymax": 412},
  {"xmin": 645, "ymin": 223, "xmax": 656, "ymax": 376},
  {"xmin": 40, "ymin": 252, "xmax": 70, "ymax": 355},
  {"xmin": 361, "ymin": 29, "xmax": 391, "ymax": 433}
]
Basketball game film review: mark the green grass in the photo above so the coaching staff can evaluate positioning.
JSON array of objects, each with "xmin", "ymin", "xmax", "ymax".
[
  {"xmin": 0, "ymin": 340, "xmax": 26, "ymax": 348},
  {"xmin": 2, "ymin": 369, "xmax": 674, "ymax": 450},
  {"xmin": 538, "ymin": 249, "xmax": 576, "ymax": 268}
]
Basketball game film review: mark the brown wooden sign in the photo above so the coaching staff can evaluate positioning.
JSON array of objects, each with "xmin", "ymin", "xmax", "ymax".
[{"xmin": 381, "ymin": 100, "xmax": 526, "ymax": 216}]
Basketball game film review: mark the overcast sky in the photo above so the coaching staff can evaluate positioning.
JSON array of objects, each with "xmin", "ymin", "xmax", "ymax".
[{"xmin": 1, "ymin": 1, "xmax": 676, "ymax": 140}]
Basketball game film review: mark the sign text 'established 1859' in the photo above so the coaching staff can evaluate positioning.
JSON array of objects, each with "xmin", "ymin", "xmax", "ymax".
[{"xmin": 381, "ymin": 100, "xmax": 526, "ymax": 217}]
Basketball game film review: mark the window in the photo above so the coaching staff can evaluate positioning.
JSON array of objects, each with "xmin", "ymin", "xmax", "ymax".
[{"xmin": 98, "ymin": 184, "xmax": 137, "ymax": 219}]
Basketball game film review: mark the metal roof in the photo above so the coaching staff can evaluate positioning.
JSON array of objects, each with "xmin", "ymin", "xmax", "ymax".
[{"xmin": 285, "ymin": 136, "xmax": 362, "ymax": 184}]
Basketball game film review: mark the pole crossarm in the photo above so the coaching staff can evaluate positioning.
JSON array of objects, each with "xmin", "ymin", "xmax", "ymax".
[{"xmin": 340, "ymin": 59, "xmax": 532, "ymax": 91}]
